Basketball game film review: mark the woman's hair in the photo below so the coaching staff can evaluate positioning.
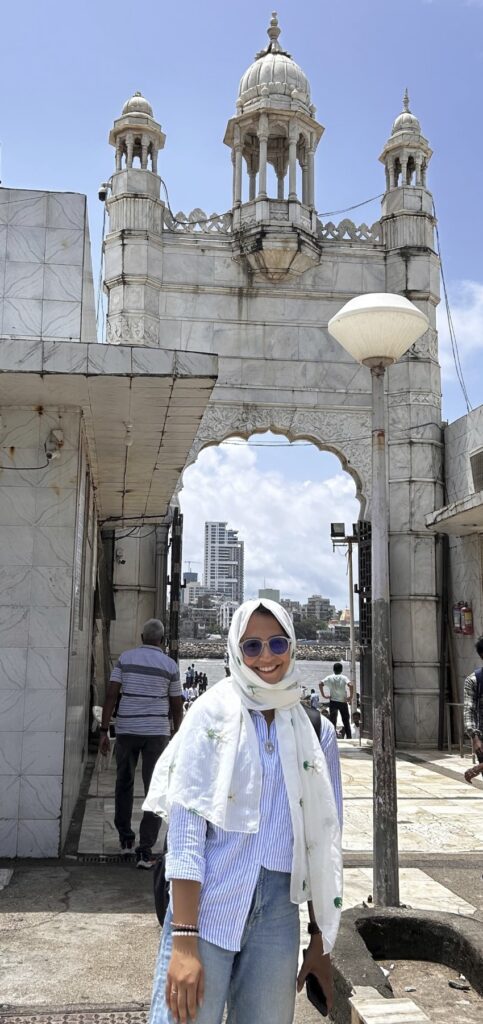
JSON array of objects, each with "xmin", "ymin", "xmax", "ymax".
[{"xmin": 253, "ymin": 603, "xmax": 289, "ymax": 637}]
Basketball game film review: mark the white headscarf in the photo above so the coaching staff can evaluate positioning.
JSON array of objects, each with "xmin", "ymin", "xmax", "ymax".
[{"xmin": 143, "ymin": 598, "xmax": 343, "ymax": 953}]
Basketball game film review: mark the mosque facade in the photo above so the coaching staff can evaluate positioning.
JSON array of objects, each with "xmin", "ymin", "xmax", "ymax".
[{"xmin": 0, "ymin": 13, "xmax": 481, "ymax": 856}]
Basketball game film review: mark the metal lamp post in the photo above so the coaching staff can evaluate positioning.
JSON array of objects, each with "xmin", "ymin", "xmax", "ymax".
[{"xmin": 328, "ymin": 293, "xmax": 429, "ymax": 907}]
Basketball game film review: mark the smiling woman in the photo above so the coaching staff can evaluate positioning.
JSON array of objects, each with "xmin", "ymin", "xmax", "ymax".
[{"xmin": 144, "ymin": 598, "xmax": 343, "ymax": 1024}]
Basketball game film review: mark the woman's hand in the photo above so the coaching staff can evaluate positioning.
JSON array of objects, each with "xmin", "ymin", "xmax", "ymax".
[
  {"xmin": 165, "ymin": 936, "xmax": 204, "ymax": 1024},
  {"xmin": 297, "ymin": 934, "xmax": 334, "ymax": 1014}
]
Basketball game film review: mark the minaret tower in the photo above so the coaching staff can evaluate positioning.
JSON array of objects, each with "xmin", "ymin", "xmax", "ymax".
[
  {"xmin": 224, "ymin": 13, "xmax": 324, "ymax": 280},
  {"xmin": 103, "ymin": 92, "xmax": 166, "ymax": 345},
  {"xmin": 379, "ymin": 90, "xmax": 434, "ymax": 249}
]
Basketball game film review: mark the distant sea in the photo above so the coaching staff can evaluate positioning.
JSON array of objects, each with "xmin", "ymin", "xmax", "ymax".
[{"xmin": 179, "ymin": 658, "xmax": 360, "ymax": 695}]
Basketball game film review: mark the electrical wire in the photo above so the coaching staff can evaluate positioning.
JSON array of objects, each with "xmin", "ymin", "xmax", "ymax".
[
  {"xmin": 0, "ymin": 459, "xmax": 49, "ymax": 470},
  {"xmin": 433, "ymin": 202, "xmax": 472, "ymax": 413}
]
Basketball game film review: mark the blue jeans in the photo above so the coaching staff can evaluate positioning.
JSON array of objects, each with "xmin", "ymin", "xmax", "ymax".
[{"xmin": 149, "ymin": 868, "xmax": 300, "ymax": 1024}]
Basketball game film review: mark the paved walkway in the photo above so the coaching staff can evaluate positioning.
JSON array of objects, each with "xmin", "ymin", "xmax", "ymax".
[{"xmin": 1, "ymin": 743, "xmax": 482, "ymax": 1021}]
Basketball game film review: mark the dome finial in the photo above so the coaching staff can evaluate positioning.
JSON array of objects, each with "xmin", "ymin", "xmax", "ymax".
[
  {"xmin": 403, "ymin": 88, "xmax": 410, "ymax": 112},
  {"xmin": 267, "ymin": 11, "xmax": 282, "ymax": 52}
]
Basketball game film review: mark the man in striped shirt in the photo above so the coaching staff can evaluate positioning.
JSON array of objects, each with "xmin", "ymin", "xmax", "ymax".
[
  {"xmin": 463, "ymin": 635, "xmax": 483, "ymax": 765},
  {"xmin": 99, "ymin": 618, "xmax": 183, "ymax": 868}
]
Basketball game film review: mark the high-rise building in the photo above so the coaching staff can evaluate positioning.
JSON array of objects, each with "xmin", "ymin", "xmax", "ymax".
[
  {"xmin": 204, "ymin": 522, "xmax": 244, "ymax": 602},
  {"xmin": 306, "ymin": 595, "xmax": 335, "ymax": 621}
]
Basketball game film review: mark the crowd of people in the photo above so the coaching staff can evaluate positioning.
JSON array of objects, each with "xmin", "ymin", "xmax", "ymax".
[{"xmin": 182, "ymin": 665, "xmax": 208, "ymax": 708}]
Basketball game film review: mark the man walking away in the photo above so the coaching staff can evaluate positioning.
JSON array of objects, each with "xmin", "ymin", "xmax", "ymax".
[
  {"xmin": 320, "ymin": 662, "xmax": 353, "ymax": 739},
  {"xmin": 464, "ymin": 635, "xmax": 483, "ymax": 767},
  {"xmin": 99, "ymin": 618, "xmax": 183, "ymax": 868}
]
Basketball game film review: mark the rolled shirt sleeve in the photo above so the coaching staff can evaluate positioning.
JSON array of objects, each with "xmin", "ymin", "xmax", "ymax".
[{"xmin": 165, "ymin": 803, "xmax": 207, "ymax": 884}]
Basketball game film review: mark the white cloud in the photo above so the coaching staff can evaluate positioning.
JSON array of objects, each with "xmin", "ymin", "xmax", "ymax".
[
  {"xmin": 179, "ymin": 441, "xmax": 360, "ymax": 609},
  {"xmin": 437, "ymin": 279, "xmax": 483, "ymax": 397}
]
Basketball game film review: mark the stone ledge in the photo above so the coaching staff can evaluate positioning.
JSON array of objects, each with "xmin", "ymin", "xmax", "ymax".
[
  {"xmin": 332, "ymin": 906, "xmax": 483, "ymax": 1024},
  {"xmin": 350, "ymin": 986, "xmax": 429, "ymax": 1023}
]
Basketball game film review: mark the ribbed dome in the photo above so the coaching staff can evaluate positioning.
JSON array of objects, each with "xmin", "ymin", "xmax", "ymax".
[
  {"xmin": 122, "ymin": 91, "xmax": 154, "ymax": 117},
  {"xmin": 392, "ymin": 90, "xmax": 421, "ymax": 135},
  {"xmin": 238, "ymin": 13, "xmax": 311, "ymax": 113}
]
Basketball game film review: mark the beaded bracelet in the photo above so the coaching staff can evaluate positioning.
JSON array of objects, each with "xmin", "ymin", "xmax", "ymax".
[
  {"xmin": 172, "ymin": 930, "xmax": 199, "ymax": 937},
  {"xmin": 171, "ymin": 923, "xmax": 198, "ymax": 931}
]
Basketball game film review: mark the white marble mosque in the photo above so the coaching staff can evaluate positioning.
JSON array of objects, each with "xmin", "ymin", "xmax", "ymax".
[{"xmin": 0, "ymin": 13, "xmax": 482, "ymax": 856}]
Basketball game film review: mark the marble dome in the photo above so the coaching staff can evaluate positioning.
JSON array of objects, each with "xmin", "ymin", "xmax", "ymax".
[
  {"xmin": 122, "ymin": 91, "xmax": 154, "ymax": 117},
  {"xmin": 392, "ymin": 90, "xmax": 421, "ymax": 134},
  {"xmin": 238, "ymin": 14, "xmax": 311, "ymax": 113}
]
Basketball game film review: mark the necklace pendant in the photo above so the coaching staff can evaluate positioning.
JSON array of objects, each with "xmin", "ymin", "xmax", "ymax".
[{"xmin": 264, "ymin": 740, "xmax": 275, "ymax": 754}]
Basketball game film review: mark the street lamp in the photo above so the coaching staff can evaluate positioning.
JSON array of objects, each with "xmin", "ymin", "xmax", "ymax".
[
  {"xmin": 330, "ymin": 522, "xmax": 358, "ymax": 722},
  {"xmin": 328, "ymin": 293, "xmax": 428, "ymax": 907}
]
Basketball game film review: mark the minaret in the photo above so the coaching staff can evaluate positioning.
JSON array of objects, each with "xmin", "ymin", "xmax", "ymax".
[
  {"xmin": 379, "ymin": 90, "xmax": 434, "ymax": 249},
  {"xmin": 103, "ymin": 92, "xmax": 166, "ymax": 345},
  {"xmin": 224, "ymin": 13, "xmax": 324, "ymax": 280}
]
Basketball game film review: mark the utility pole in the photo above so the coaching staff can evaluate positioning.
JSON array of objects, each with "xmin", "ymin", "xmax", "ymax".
[
  {"xmin": 168, "ymin": 508, "xmax": 183, "ymax": 663},
  {"xmin": 330, "ymin": 523, "xmax": 358, "ymax": 713}
]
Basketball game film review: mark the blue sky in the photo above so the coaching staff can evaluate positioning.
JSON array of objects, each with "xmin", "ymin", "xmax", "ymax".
[{"xmin": 2, "ymin": 0, "xmax": 482, "ymax": 602}]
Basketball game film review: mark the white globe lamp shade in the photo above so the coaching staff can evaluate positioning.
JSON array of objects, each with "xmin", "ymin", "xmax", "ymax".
[{"xmin": 328, "ymin": 293, "xmax": 429, "ymax": 366}]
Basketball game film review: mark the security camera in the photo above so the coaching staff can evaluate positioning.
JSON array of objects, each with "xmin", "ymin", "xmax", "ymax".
[
  {"xmin": 115, "ymin": 547, "xmax": 126, "ymax": 565},
  {"xmin": 98, "ymin": 181, "xmax": 110, "ymax": 202},
  {"xmin": 44, "ymin": 428, "xmax": 64, "ymax": 462}
]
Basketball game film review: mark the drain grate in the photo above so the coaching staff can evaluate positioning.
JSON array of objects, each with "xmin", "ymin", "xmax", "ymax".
[
  {"xmin": 0, "ymin": 1004, "xmax": 149, "ymax": 1024},
  {"xmin": 75, "ymin": 855, "xmax": 135, "ymax": 865}
]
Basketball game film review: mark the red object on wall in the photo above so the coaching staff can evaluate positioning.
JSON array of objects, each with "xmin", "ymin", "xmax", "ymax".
[{"xmin": 461, "ymin": 603, "xmax": 474, "ymax": 636}]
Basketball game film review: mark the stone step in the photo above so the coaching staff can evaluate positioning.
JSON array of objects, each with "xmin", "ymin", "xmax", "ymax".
[{"xmin": 350, "ymin": 986, "xmax": 430, "ymax": 1023}]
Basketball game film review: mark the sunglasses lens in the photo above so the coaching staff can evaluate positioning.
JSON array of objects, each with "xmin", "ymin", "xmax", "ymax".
[
  {"xmin": 269, "ymin": 636, "xmax": 290, "ymax": 655},
  {"xmin": 242, "ymin": 639, "xmax": 263, "ymax": 658}
]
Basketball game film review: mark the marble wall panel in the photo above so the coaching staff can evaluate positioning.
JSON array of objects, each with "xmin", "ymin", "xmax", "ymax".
[
  {"xmin": 17, "ymin": 819, "xmax": 60, "ymax": 857},
  {"xmin": 0, "ymin": 820, "xmax": 17, "ymax": 857},
  {"xmin": 0, "ymin": 648, "xmax": 28, "ymax": 688},
  {"xmin": 19, "ymin": 774, "xmax": 63, "ymax": 819},
  {"xmin": 0, "ymin": 487, "xmax": 35, "ymax": 525},
  {"xmin": 0, "ymin": 225, "xmax": 7, "ymax": 259},
  {"xmin": 0, "ymin": 567, "xmax": 31, "ymax": 605},
  {"xmin": 26, "ymin": 647, "xmax": 69, "ymax": 690},
  {"xmin": 46, "ymin": 193, "xmax": 86, "ymax": 230},
  {"xmin": 0, "ymin": 732, "xmax": 23, "ymax": 773},
  {"xmin": 35, "ymin": 487, "xmax": 77, "ymax": 528},
  {"xmin": 23, "ymin": 690, "xmax": 66, "ymax": 732},
  {"xmin": 41, "ymin": 341, "xmax": 88, "ymax": 373},
  {"xmin": 29, "ymin": 605, "xmax": 71, "ymax": 648},
  {"xmin": 30, "ymin": 566, "xmax": 72, "ymax": 607},
  {"xmin": 0, "ymin": 775, "xmax": 21, "ymax": 818},
  {"xmin": 45, "ymin": 229, "xmax": 84, "ymax": 266},
  {"xmin": 0, "ymin": 407, "xmax": 41, "ymax": 448},
  {"xmin": 0, "ymin": 690, "xmax": 25, "ymax": 731},
  {"xmin": 0, "ymin": 340, "xmax": 42, "ymax": 372},
  {"xmin": 2, "ymin": 298, "xmax": 42, "ymax": 336},
  {"xmin": 41, "ymin": 300, "xmax": 81, "ymax": 339},
  {"xmin": 33, "ymin": 526, "xmax": 75, "ymax": 567},
  {"xmin": 7, "ymin": 192, "xmax": 48, "ymax": 227},
  {"xmin": 0, "ymin": 605, "xmax": 30, "ymax": 645},
  {"xmin": 6, "ymin": 226, "xmax": 46, "ymax": 263},
  {"xmin": 21, "ymin": 730, "xmax": 65, "ymax": 774},
  {"xmin": 4, "ymin": 261, "xmax": 45, "ymax": 300}
]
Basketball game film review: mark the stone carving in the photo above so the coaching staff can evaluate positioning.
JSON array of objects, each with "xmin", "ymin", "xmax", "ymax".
[
  {"xmin": 161, "ymin": 207, "xmax": 383, "ymax": 244},
  {"xmin": 163, "ymin": 208, "xmax": 233, "ymax": 233},
  {"xmin": 389, "ymin": 391, "xmax": 441, "ymax": 408},
  {"xmin": 316, "ymin": 218, "xmax": 383, "ymax": 243},
  {"xmin": 106, "ymin": 314, "xmax": 159, "ymax": 345},
  {"xmin": 181, "ymin": 403, "xmax": 371, "ymax": 514}
]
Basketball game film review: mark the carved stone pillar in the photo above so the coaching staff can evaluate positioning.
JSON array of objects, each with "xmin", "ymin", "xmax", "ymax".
[
  {"xmin": 288, "ymin": 129, "xmax": 298, "ymax": 200},
  {"xmin": 115, "ymin": 143, "xmax": 122, "ymax": 171},
  {"xmin": 126, "ymin": 132, "xmax": 134, "ymax": 169},
  {"xmin": 307, "ymin": 148, "xmax": 315, "ymax": 208},
  {"xmin": 249, "ymin": 172, "xmax": 257, "ymax": 201},
  {"xmin": 141, "ymin": 134, "xmax": 148, "ymax": 170},
  {"xmin": 258, "ymin": 117, "xmax": 268, "ymax": 198},
  {"xmin": 152, "ymin": 145, "xmax": 158, "ymax": 174},
  {"xmin": 277, "ymin": 173, "xmax": 284, "ymax": 200}
]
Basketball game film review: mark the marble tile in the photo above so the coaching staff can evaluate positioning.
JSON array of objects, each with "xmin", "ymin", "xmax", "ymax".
[
  {"xmin": 0, "ymin": 487, "xmax": 35, "ymax": 525},
  {"xmin": 0, "ymin": 868, "xmax": 13, "ymax": 889},
  {"xmin": 41, "ymin": 300, "xmax": 81, "ymax": 340},
  {"xmin": 40, "ymin": 409, "xmax": 80, "ymax": 450},
  {"xmin": 42, "ymin": 339, "xmax": 87, "ymax": 371},
  {"xmin": 6, "ymin": 225, "xmax": 46, "ymax": 263},
  {"xmin": 44, "ymin": 263, "xmax": 83, "ymax": 302},
  {"xmin": 45, "ymin": 228, "xmax": 84, "ymax": 266},
  {"xmin": 4, "ymin": 261, "xmax": 45, "ymax": 299},
  {"xmin": 0, "ymin": 225, "xmax": 6, "ymax": 259},
  {"xmin": 0, "ymin": 605, "xmax": 30, "ymax": 646},
  {"xmin": 0, "ymin": 732, "xmax": 23, "ymax": 772},
  {"xmin": 19, "ymin": 774, "xmax": 63, "ymax": 819},
  {"xmin": 0, "ymin": 566, "xmax": 31, "ymax": 605},
  {"xmin": 343, "ymin": 867, "xmax": 476, "ymax": 916},
  {"xmin": 0, "ymin": 647, "xmax": 28, "ymax": 688},
  {"xmin": 0, "ymin": 820, "xmax": 18, "ymax": 858},
  {"xmin": 87, "ymin": 343, "xmax": 132, "ymax": 374},
  {"xmin": 33, "ymin": 525, "xmax": 75, "ymax": 567},
  {"xmin": 132, "ymin": 347, "xmax": 174, "ymax": 375},
  {"xmin": 0, "ymin": 690, "xmax": 25, "ymax": 731},
  {"xmin": 17, "ymin": 818, "xmax": 60, "ymax": 857},
  {"xmin": 0, "ymin": 407, "xmax": 41, "ymax": 447},
  {"xmin": 0, "ymin": 339, "xmax": 42, "ymax": 372},
  {"xmin": 0, "ymin": 774, "xmax": 20, "ymax": 817},
  {"xmin": 29, "ymin": 605, "xmax": 71, "ymax": 647},
  {"xmin": 0, "ymin": 525, "xmax": 34, "ymax": 564},
  {"xmin": 2, "ymin": 297, "xmax": 42, "ymax": 336},
  {"xmin": 47, "ymin": 193, "xmax": 86, "ymax": 230},
  {"xmin": 26, "ymin": 646, "xmax": 69, "ymax": 690},
  {"xmin": 21, "ymin": 730, "xmax": 65, "ymax": 774},
  {"xmin": 35, "ymin": 487, "xmax": 76, "ymax": 527},
  {"xmin": 30, "ymin": 565, "xmax": 72, "ymax": 607},
  {"xmin": 36, "ymin": 450, "xmax": 79, "ymax": 488},
  {"xmin": 23, "ymin": 689, "xmax": 66, "ymax": 732},
  {"xmin": 7, "ymin": 192, "xmax": 47, "ymax": 227}
]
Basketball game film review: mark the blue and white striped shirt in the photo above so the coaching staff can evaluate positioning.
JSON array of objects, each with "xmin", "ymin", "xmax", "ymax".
[
  {"xmin": 110, "ymin": 645, "xmax": 181, "ymax": 736},
  {"xmin": 165, "ymin": 711, "xmax": 343, "ymax": 951}
]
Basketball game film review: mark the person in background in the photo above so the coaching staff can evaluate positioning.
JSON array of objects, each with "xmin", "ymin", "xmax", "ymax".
[
  {"xmin": 320, "ymin": 663, "xmax": 353, "ymax": 740},
  {"xmin": 144, "ymin": 598, "xmax": 343, "ymax": 1024},
  {"xmin": 351, "ymin": 710, "xmax": 361, "ymax": 740},
  {"xmin": 99, "ymin": 619, "xmax": 183, "ymax": 868},
  {"xmin": 464, "ymin": 635, "xmax": 483, "ymax": 770},
  {"xmin": 310, "ymin": 688, "xmax": 320, "ymax": 709}
]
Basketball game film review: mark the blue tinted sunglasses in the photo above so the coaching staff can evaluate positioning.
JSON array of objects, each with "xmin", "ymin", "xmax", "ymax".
[{"xmin": 239, "ymin": 636, "xmax": 291, "ymax": 659}]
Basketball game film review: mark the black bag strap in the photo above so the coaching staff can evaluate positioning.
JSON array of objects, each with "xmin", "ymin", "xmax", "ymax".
[{"xmin": 303, "ymin": 702, "xmax": 322, "ymax": 741}]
